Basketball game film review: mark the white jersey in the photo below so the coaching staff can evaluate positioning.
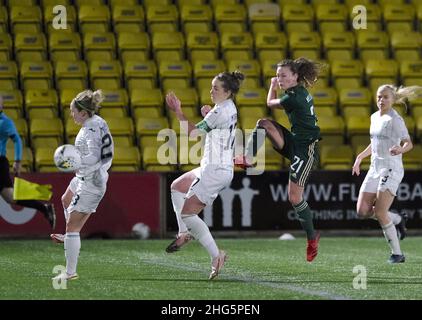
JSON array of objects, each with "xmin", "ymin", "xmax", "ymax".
[
  {"xmin": 199, "ymin": 99, "xmax": 237, "ymax": 169},
  {"xmin": 369, "ymin": 108, "xmax": 409, "ymax": 174},
  {"xmin": 74, "ymin": 115, "xmax": 114, "ymax": 178}
]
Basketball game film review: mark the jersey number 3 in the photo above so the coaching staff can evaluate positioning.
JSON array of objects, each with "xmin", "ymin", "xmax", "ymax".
[{"xmin": 101, "ymin": 134, "xmax": 113, "ymax": 159}]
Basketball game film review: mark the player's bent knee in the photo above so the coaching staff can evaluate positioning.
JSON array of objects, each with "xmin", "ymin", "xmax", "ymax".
[
  {"xmin": 356, "ymin": 208, "xmax": 372, "ymax": 219},
  {"xmin": 256, "ymin": 118, "xmax": 269, "ymax": 129}
]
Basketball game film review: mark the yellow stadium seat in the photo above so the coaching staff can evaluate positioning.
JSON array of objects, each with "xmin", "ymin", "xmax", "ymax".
[
  {"xmin": 48, "ymin": 32, "xmax": 82, "ymax": 62},
  {"xmin": 30, "ymin": 118, "xmax": 63, "ymax": 146},
  {"xmin": 20, "ymin": 61, "xmax": 53, "ymax": 91},
  {"xmin": 14, "ymin": 33, "xmax": 47, "ymax": 64},
  {"xmin": 248, "ymin": 3, "xmax": 280, "ymax": 32},
  {"xmin": 322, "ymin": 32, "xmax": 355, "ymax": 62},
  {"xmin": 254, "ymin": 32, "xmax": 287, "ymax": 59},
  {"xmin": 343, "ymin": 106, "xmax": 370, "ymax": 120},
  {"xmin": 356, "ymin": 31, "xmax": 389, "ymax": 62},
  {"xmin": 402, "ymin": 145, "xmax": 422, "ymax": 169},
  {"xmin": 146, "ymin": 4, "xmax": 178, "ymax": 32},
  {"xmin": 111, "ymin": 146, "xmax": 140, "ymax": 171},
  {"xmin": 403, "ymin": 115, "xmax": 416, "ymax": 138},
  {"xmin": 136, "ymin": 117, "xmax": 169, "ymax": 136},
  {"xmin": 12, "ymin": 118, "xmax": 29, "ymax": 145},
  {"xmin": 2, "ymin": 108, "xmax": 21, "ymax": 120},
  {"xmin": 317, "ymin": 115, "xmax": 345, "ymax": 145},
  {"xmin": 74, "ymin": 0, "xmax": 105, "ymax": 6},
  {"xmin": 198, "ymin": 88, "xmax": 212, "ymax": 106},
  {"xmin": 236, "ymin": 88, "xmax": 267, "ymax": 107},
  {"xmin": 192, "ymin": 60, "xmax": 226, "ymax": 83},
  {"xmin": 64, "ymin": 117, "xmax": 80, "ymax": 142},
  {"xmin": 89, "ymin": 60, "xmax": 122, "ymax": 90},
  {"xmin": 309, "ymin": 87, "xmax": 338, "ymax": 109},
  {"xmin": 44, "ymin": 5, "xmax": 77, "ymax": 34},
  {"xmin": 100, "ymin": 88, "xmax": 129, "ymax": 115},
  {"xmin": 54, "ymin": 60, "xmax": 88, "ymax": 91},
  {"xmin": 339, "ymin": 88, "xmax": 372, "ymax": 110},
  {"xmin": 227, "ymin": 59, "xmax": 261, "ymax": 82},
  {"xmin": 170, "ymin": 115, "xmax": 202, "ymax": 135},
  {"xmin": 10, "ymin": 5, "xmax": 42, "ymax": 33},
  {"xmin": 183, "ymin": 21, "xmax": 212, "ymax": 34},
  {"xmin": 32, "ymin": 137, "xmax": 60, "ymax": 149},
  {"xmin": 83, "ymin": 32, "xmax": 116, "ymax": 62},
  {"xmin": 365, "ymin": 59, "xmax": 399, "ymax": 91},
  {"xmin": 25, "ymin": 89, "xmax": 58, "ymax": 116},
  {"xmin": 391, "ymin": 31, "xmax": 422, "ymax": 62},
  {"xmin": 0, "ymin": 61, "xmax": 18, "ymax": 90},
  {"xmin": 220, "ymin": 32, "xmax": 254, "ymax": 61},
  {"xmin": 0, "ymin": 90, "xmax": 23, "ymax": 112},
  {"xmin": 346, "ymin": 115, "xmax": 370, "ymax": 139},
  {"xmin": 239, "ymin": 116, "xmax": 259, "ymax": 131},
  {"xmin": 180, "ymin": 4, "xmax": 212, "ymax": 30},
  {"xmin": 133, "ymin": 108, "xmax": 162, "ymax": 123},
  {"xmin": 383, "ymin": 4, "xmax": 414, "ymax": 24},
  {"xmin": 117, "ymin": 32, "xmax": 150, "ymax": 64},
  {"xmin": 0, "ymin": 34, "xmax": 12, "ymax": 61},
  {"xmin": 6, "ymin": 146, "xmax": 33, "ymax": 172},
  {"xmin": 238, "ymin": 106, "xmax": 266, "ymax": 120},
  {"xmin": 261, "ymin": 60, "xmax": 279, "ymax": 85},
  {"xmin": 350, "ymin": 3, "xmax": 381, "ymax": 26},
  {"xmin": 315, "ymin": 4, "xmax": 348, "ymax": 33},
  {"xmin": 186, "ymin": 32, "xmax": 218, "ymax": 62},
  {"xmin": 251, "ymin": 22, "xmax": 279, "ymax": 35},
  {"xmin": 151, "ymin": 31, "xmax": 185, "ymax": 61},
  {"xmin": 78, "ymin": 4, "xmax": 110, "ymax": 34},
  {"xmin": 112, "ymin": 5, "xmax": 144, "ymax": 34},
  {"xmin": 124, "ymin": 60, "xmax": 157, "ymax": 91},
  {"xmin": 130, "ymin": 88, "xmax": 163, "ymax": 112},
  {"xmin": 289, "ymin": 32, "xmax": 321, "ymax": 59},
  {"xmin": 320, "ymin": 144, "xmax": 353, "ymax": 169},
  {"xmin": 159, "ymin": 60, "xmax": 192, "ymax": 90},
  {"xmin": 214, "ymin": 4, "xmax": 247, "ymax": 25},
  {"xmin": 0, "ymin": 6, "xmax": 8, "ymax": 34},
  {"xmin": 142, "ymin": 145, "xmax": 177, "ymax": 172},
  {"xmin": 164, "ymin": 87, "xmax": 198, "ymax": 109},
  {"xmin": 273, "ymin": 110, "xmax": 291, "ymax": 129},
  {"xmin": 41, "ymin": 0, "xmax": 71, "ymax": 6},
  {"xmin": 282, "ymin": 4, "xmax": 314, "ymax": 33},
  {"xmin": 331, "ymin": 60, "xmax": 364, "ymax": 90},
  {"xmin": 104, "ymin": 116, "xmax": 134, "ymax": 139},
  {"xmin": 34, "ymin": 147, "xmax": 58, "ymax": 172}
]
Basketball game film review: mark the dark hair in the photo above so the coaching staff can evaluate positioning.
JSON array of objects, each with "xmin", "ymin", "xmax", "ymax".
[
  {"xmin": 277, "ymin": 57, "xmax": 324, "ymax": 87},
  {"xmin": 72, "ymin": 89, "xmax": 104, "ymax": 117},
  {"xmin": 214, "ymin": 70, "xmax": 245, "ymax": 98}
]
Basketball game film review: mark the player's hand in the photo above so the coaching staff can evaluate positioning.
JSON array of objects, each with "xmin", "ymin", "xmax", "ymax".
[
  {"xmin": 270, "ymin": 77, "xmax": 279, "ymax": 88},
  {"xmin": 201, "ymin": 105, "xmax": 212, "ymax": 117},
  {"xmin": 352, "ymin": 158, "xmax": 361, "ymax": 176},
  {"xmin": 389, "ymin": 145, "xmax": 402, "ymax": 156},
  {"xmin": 165, "ymin": 92, "xmax": 182, "ymax": 114},
  {"xmin": 13, "ymin": 161, "xmax": 21, "ymax": 177}
]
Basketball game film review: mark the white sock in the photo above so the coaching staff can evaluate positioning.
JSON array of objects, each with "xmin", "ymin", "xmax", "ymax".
[
  {"xmin": 64, "ymin": 232, "xmax": 80, "ymax": 275},
  {"xmin": 381, "ymin": 222, "xmax": 402, "ymax": 255},
  {"xmin": 171, "ymin": 190, "xmax": 188, "ymax": 234},
  {"xmin": 388, "ymin": 211, "xmax": 401, "ymax": 225},
  {"xmin": 182, "ymin": 214, "xmax": 219, "ymax": 259}
]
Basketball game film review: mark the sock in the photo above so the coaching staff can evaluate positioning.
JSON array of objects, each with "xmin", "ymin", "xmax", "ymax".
[
  {"xmin": 245, "ymin": 126, "xmax": 265, "ymax": 159},
  {"xmin": 171, "ymin": 190, "xmax": 188, "ymax": 234},
  {"xmin": 388, "ymin": 211, "xmax": 401, "ymax": 225},
  {"xmin": 182, "ymin": 214, "xmax": 219, "ymax": 259},
  {"xmin": 16, "ymin": 200, "xmax": 46, "ymax": 213},
  {"xmin": 293, "ymin": 200, "xmax": 316, "ymax": 240},
  {"xmin": 64, "ymin": 232, "xmax": 81, "ymax": 275},
  {"xmin": 381, "ymin": 222, "xmax": 402, "ymax": 255}
]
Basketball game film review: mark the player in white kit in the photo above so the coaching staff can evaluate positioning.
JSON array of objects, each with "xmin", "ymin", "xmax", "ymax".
[
  {"xmin": 352, "ymin": 84, "xmax": 420, "ymax": 263},
  {"xmin": 165, "ymin": 71, "xmax": 244, "ymax": 280},
  {"xmin": 52, "ymin": 90, "xmax": 114, "ymax": 280}
]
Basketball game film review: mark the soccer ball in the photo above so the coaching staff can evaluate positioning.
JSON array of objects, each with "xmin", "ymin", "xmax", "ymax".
[
  {"xmin": 132, "ymin": 222, "xmax": 150, "ymax": 239},
  {"xmin": 54, "ymin": 144, "xmax": 82, "ymax": 172}
]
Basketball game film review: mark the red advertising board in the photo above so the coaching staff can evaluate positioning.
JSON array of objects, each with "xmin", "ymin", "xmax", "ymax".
[{"xmin": 0, "ymin": 173, "xmax": 161, "ymax": 238}]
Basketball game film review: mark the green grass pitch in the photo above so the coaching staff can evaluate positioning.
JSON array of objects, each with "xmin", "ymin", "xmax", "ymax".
[{"xmin": 1, "ymin": 237, "xmax": 421, "ymax": 300}]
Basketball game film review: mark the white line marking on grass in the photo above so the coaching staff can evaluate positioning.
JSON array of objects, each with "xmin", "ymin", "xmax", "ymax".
[{"xmin": 140, "ymin": 255, "xmax": 351, "ymax": 300}]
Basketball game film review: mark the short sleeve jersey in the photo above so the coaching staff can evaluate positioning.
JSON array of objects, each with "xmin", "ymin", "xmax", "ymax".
[{"xmin": 279, "ymin": 85, "xmax": 320, "ymax": 141}]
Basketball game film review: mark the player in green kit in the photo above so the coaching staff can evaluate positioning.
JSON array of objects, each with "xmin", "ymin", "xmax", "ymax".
[{"xmin": 235, "ymin": 57, "xmax": 322, "ymax": 262}]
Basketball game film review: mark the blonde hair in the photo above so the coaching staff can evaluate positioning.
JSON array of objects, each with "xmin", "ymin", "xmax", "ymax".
[
  {"xmin": 72, "ymin": 89, "xmax": 104, "ymax": 117},
  {"xmin": 378, "ymin": 85, "xmax": 422, "ymax": 107}
]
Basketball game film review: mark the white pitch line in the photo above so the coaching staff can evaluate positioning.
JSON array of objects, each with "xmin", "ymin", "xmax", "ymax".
[{"xmin": 139, "ymin": 255, "xmax": 352, "ymax": 300}]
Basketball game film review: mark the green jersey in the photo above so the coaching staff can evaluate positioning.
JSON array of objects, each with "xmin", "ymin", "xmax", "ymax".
[{"xmin": 279, "ymin": 85, "xmax": 320, "ymax": 141}]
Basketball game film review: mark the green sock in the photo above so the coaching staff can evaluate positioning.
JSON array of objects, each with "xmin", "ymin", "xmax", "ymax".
[
  {"xmin": 293, "ymin": 200, "xmax": 316, "ymax": 240},
  {"xmin": 245, "ymin": 126, "xmax": 265, "ymax": 159}
]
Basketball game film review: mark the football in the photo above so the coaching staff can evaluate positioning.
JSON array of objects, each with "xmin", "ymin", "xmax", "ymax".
[
  {"xmin": 132, "ymin": 222, "xmax": 150, "ymax": 239},
  {"xmin": 54, "ymin": 144, "xmax": 82, "ymax": 172}
]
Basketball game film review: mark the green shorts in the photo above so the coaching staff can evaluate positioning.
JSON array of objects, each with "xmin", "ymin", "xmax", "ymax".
[{"xmin": 270, "ymin": 121, "xmax": 319, "ymax": 187}]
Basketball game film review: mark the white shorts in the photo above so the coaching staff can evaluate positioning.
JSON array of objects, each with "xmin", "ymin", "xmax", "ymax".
[
  {"xmin": 67, "ymin": 170, "xmax": 108, "ymax": 214},
  {"xmin": 185, "ymin": 166, "xmax": 233, "ymax": 206},
  {"xmin": 360, "ymin": 167, "xmax": 403, "ymax": 196}
]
